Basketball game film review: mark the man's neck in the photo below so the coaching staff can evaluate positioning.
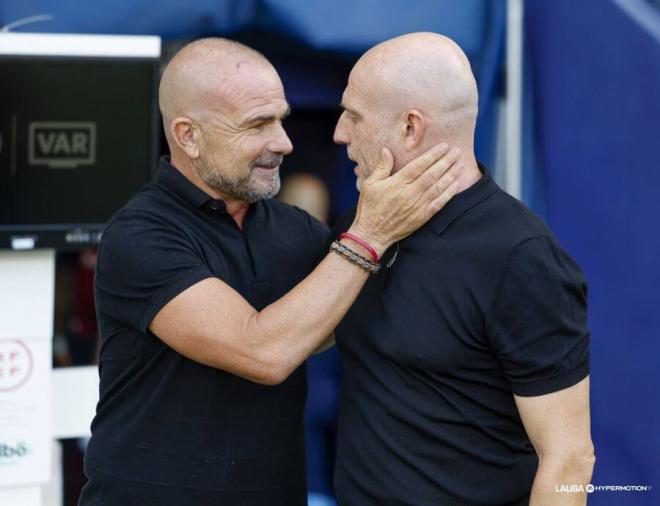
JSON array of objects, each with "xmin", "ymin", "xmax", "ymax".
[
  {"xmin": 453, "ymin": 153, "xmax": 482, "ymax": 195},
  {"xmin": 222, "ymin": 198, "xmax": 251, "ymax": 230},
  {"xmin": 170, "ymin": 153, "xmax": 251, "ymax": 229}
]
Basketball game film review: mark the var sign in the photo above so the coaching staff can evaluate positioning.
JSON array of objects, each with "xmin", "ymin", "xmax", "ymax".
[{"xmin": 28, "ymin": 122, "xmax": 96, "ymax": 169}]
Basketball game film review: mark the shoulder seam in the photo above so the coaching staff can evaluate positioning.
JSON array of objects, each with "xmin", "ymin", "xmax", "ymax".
[{"xmin": 484, "ymin": 234, "xmax": 554, "ymax": 328}]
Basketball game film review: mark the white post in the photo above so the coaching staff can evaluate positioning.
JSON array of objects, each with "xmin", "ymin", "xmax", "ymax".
[
  {"xmin": 506, "ymin": 0, "xmax": 524, "ymax": 199},
  {"xmin": 51, "ymin": 366, "xmax": 97, "ymax": 440}
]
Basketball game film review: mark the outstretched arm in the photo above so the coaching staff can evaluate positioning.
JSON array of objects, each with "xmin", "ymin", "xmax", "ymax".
[{"xmin": 150, "ymin": 144, "xmax": 463, "ymax": 384}]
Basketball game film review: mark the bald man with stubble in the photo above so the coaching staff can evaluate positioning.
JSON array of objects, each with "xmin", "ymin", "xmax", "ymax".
[
  {"xmin": 332, "ymin": 33, "xmax": 595, "ymax": 505},
  {"xmin": 78, "ymin": 37, "xmax": 463, "ymax": 506}
]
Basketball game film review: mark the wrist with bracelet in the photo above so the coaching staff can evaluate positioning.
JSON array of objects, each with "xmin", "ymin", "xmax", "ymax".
[
  {"xmin": 330, "ymin": 233, "xmax": 381, "ymax": 274},
  {"xmin": 339, "ymin": 232, "xmax": 380, "ymax": 262}
]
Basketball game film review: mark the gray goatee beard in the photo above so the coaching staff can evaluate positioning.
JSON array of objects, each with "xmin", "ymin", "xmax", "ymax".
[{"xmin": 198, "ymin": 153, "xmax": 283, "ymax": 203}]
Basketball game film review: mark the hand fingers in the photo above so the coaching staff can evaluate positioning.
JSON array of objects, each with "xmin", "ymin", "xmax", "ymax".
[
  {"xmin": 420, "ymin": 161, "xmax": 461, "ymax": 204},
  {"xmin": 425, "ymin": 178, "xmax": 462, "ymax": 218},
  {"xmin": 367, "ymin": 147, "xmax": 394, "ymax": 182},
  {"xmin": 393, "ymin": 143, "xmax": 449, "ymax": 183},
  {"xmin": 413, "ymin": 147, "xmax": 462, "ymax": 193}
]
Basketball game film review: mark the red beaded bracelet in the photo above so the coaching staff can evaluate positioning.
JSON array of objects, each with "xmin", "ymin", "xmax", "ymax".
[{"xmin": 339, "ymin": 232, "xmax": 379, "ymax": 263}]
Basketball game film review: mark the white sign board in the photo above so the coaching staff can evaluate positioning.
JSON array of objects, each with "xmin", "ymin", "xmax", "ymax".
[
  {"xmin": 0, "ymin": 250, "xmax": 54, "ymax": 488},
  {"xmin": 0, "ymin": 339, "xmax": 52, "ymax": 486}
]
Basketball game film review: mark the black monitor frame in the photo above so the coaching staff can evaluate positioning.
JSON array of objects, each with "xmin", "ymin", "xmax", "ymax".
[{"xmin": 0, "ymin": 33, "xmax": 161, "ymax": 251}]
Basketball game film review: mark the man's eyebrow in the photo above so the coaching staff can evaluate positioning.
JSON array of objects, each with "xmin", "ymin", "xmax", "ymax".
[
  {"xmin": 243, "ymin": 106, "xmax": 291, "ymax": 126},
  {"xmin": 339, "ymin": 102, "xmax": 360, "ymax": 117}
]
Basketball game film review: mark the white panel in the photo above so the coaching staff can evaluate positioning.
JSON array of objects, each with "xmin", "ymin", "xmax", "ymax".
[
  {"xmin": 0, "ymin": 485, "xmax": 41, "ymax": 506},
  {"xmin": 0, "ymin": 251, "xmax": 53, "ymax": 494},
  {"xmin": 0, "ymin": 32, "xmax": 161, "ymax": 58},
  {"xmin": 41, "ymin": 441, "xmax": 62, "ymax": 506},
  {"xmin": 0, "ymin": 250, "xmax": 55, "ymax": 340},
  {"xmin": 51, "ymin": 366, "xmax": 98, "ymax": 439},
  {"xmin": 0, "ymin": 339, "xmax": 52, "ymax": 486}
]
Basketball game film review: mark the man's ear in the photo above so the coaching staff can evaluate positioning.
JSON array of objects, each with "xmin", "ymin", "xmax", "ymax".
[
  {"xmin": 170, "ymin": 117, "xmax": 201, "ymax": 159},
  {"xmin": 403, "ymin": 109, "xmax": 426, "ymax": 150}
]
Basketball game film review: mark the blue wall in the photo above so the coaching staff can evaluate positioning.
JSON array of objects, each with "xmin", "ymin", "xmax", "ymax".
[{"xmin": 526, "ymin": 1, "xmax": 660, "ymax": 503}]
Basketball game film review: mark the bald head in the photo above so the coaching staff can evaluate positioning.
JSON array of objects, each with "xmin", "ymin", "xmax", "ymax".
[
  {"xmin": 159, "ymin": 38, "xmax": 273, "ymax": 147},
  {"xmin": 334, "ymin": 32, "xmax": 480, "ymax": 187},
  {"xmin": 354, "ymin": 32, "xmax": 478, "ymax": 140},
  {"xmin": 157, "ymin": 38, "xmax": 292, "ymax": 205}
]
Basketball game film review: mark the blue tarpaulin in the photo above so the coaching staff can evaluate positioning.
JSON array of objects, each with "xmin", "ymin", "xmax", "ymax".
[
  {"xmin": 1, "ymin": 0, "xmax": 488, "ymax": 53},
  {"xmin": 526, "ymin": 1, "xmax": 660, "ymax": 503}
]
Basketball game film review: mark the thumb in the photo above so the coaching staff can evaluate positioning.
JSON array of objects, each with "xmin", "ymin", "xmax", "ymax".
[{"xmin": 368, "ymin": 148, "xmax": 394, "ymax": 181}]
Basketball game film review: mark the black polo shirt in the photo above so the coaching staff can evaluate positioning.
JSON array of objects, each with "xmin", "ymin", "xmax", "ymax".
[
  {"xmin": 81, "ymin": 156, "xmax": 329, "ymax": 506},
  {"xmin": 333, "ymin": 166, "xmax": 590, "ymax": 506}
]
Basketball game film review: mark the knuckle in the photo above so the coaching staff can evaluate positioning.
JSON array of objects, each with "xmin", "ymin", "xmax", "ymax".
[{"xmin": 435, "ymin": 159, "xmax": 450, "ymax": 174}]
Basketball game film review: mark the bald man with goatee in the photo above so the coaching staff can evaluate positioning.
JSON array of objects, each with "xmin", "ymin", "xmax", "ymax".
[
  {"xmin": 79, "ymin": 37, "xmax": 463, "ymax": 506},
  {"xmin": 332, "ymin": 32, "xmax": 594, "ymax": 505}
]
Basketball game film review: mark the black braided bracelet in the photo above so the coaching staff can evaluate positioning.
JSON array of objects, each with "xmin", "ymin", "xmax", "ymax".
[{"xmin": 330, "ymin": 240, "xmax": 381, "ymax": 274}]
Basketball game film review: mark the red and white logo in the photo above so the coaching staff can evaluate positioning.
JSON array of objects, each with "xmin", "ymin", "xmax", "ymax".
[{"xmin": 0, "ymin": 340, "xmax": 33, "ymax": 392}]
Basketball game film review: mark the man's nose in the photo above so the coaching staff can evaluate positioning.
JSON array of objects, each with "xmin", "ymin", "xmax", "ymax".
[
  {"xmin": 270, "ymin": 125, "xmax": 294, "ymax": 155},
  {"xmin": 333, "ymin": 113, "xmax": 350, "ymax": 145}
]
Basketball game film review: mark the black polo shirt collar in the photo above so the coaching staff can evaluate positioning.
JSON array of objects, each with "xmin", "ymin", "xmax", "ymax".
[
  {"xmin": 428, "ymin": 162, "xmax": 498, "ymax": 236},
  {"xmin": 156, "ymin": 155, "xmax": 229, "ymax": 215}
]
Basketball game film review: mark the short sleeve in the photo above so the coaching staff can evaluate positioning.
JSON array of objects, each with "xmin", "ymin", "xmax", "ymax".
[
  {"xmin": 298, "ymin": 207, "xmax": 331, "ymax": 264},
  {"xmin": 95, "ymin": 209, "xmax": 214, "ymax": 333},
  {"xmin": 486, "ymin": 236, "xmax": 590, "ymax": 396}
]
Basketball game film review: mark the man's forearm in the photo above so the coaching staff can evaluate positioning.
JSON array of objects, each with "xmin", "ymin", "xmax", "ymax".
[
  {"xmin": 530, "ymin": 451, "xmax": 595, "ymax": 505},
  {"xmin": 246, "ymin": 235, "xmax": 372, "ymax": 382},
  {"xmin": 245, "ymin": 147, "xmax": 463, "ymax": 380}
]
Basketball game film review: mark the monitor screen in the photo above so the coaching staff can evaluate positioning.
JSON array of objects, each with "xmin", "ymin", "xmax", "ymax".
[{"xmin": 0, "ymin": 34, "xmax": 160, "ymax": 250}]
